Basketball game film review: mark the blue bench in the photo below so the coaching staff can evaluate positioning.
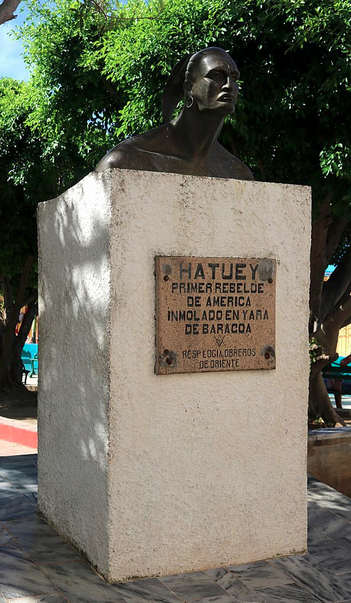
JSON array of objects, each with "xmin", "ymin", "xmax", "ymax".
[
  {"xmin": 323, "ymin": 357, "xmax": 351, "ymax": 408},
  {"xmin": 323, "ymin": 357, "xmax": 351, "ymax": 381},
  {"xmin": 21, "ymin": 344, "xmax": 38, "ymax": 380}
]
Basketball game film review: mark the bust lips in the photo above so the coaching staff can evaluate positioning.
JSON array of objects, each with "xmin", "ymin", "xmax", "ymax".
[{"xmin": 217, "ymin": 93, "xmax": 235, "ymax": 102}]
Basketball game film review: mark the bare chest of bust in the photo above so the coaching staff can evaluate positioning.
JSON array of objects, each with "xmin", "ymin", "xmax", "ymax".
[{"xmin": 98, "ymin": 138, "xmax": 253, "ymax": 180}]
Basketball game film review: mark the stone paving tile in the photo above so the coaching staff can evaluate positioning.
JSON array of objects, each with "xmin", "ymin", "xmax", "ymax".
[
  {"xmin": 308, "ymin": 500, "xmax": 343, "ymax": 528},
  {"xmin": 255, "ymin": 582, "xmax": 321, "ymax": 602},
  {"xmin": 3, "ymin": 456, "xmax": 351, "ymax": 602},
  {"xmin": 312, "ymin": 515, "xmax": 351, "ymax": 544},
  {"xmin": 21, "ymin": 490, "xmax": 38, "ymax": 505},
  {"xmin": 0, "ymin": 465, "xmax": 38, "ymax": 506},
  {"xmin": 333, "ymin": 573, "xmax": 351, "ymax": 587},
  {"xmin": 271, "ymin": 554, "xmax": 351, "ymax": 602},
  {"xmin": 0, "ymin": 474, "xmax": 38, "ymax": 505},
  {"xmin": 39, "ymin": 561, "xmax": 126, "ymax": 603},
  {"xmin": 0, "ymin": 474, "xmax": 39, "ymax": 505},
  {"xmin": 0, "ymin": 545, "xmax": 58, "ymax": 598},
  {"xmin": 0, "ymin": 455, "xmax": 38, "ymax": 469},
  {"xmin": 225, "ymin": 560, "xmax": 292, "ymax": 589},
  {"xmin": 308, "ymin": 528, "xmax": 351, "ymax": 575},
  {"xmin": 112, "ymin": 577, "xmax": 182, "ymax": 602},
  {"xmin": 0, "ymin": 491, "xmax": 37, "ymax": 521},
  {"xmin": 0, "ymin": 454, "xmax": 37, "ymax": 468},
  {"xmin": 3, "ymin": 516, "xmax": 83, "ymax": 564},
  {"xmin": 8, "ymin": 597, "xmax": 67, "ymax": 603},
  {"xmin": 308, "ymin": 479, "xmax": 351, "ymax": 524},
  {"xmin": 187, "ymin": 597, "xmax": 238, "ymax": 603},
  {"xmin": 159, "ymin": 572, "xmax": 228, "ymax": 603},
  {"xmin": 0, "ymin": 523, "xmax": 18, "ymax": 547},
  {"xmin": 205, "ymin": 568, "xmax": 264, "ymax": 602},
  {"xmin": 0, "ymin": 466, "xmax": 38, "ymax": 487}
]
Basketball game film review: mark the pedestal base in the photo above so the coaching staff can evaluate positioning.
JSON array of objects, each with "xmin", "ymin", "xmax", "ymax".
[{"xmin": 38, "ymin": 169, "xmax": 310, "ymax": 581}]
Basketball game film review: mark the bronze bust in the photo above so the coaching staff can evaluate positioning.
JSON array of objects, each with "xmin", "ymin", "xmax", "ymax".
[{"xmin": 96, "ymin": 47, "xmax": 253, "ymax": 180}]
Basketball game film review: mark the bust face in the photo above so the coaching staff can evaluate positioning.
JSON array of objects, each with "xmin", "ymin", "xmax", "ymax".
[{"xmin": 188, "ymin": 49, "xmax": 240, "ymax": 114}]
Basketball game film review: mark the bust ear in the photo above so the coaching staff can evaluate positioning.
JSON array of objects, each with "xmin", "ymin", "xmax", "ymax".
[
  {"xmin": 183, "ymin": 79, "xmax": 192, "ymax": 94},
  {"xmin": 161, "ymin": 54, "xmax": 191, "ymax": 122}
]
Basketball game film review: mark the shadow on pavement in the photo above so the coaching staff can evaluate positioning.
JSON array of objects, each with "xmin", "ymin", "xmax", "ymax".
[{"xmin": 0, "ymin": 388, "xmax": 37, "ymax": 424}]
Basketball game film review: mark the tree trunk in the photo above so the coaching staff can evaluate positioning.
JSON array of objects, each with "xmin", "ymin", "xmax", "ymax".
[
  {"xmin": 309, "ymin": 195, "xmax": 332, "ymax": 320},
  {"xmin": 0, "ymin": 0, "xmax": 21, "ymax": 24},
  {"xmin": 10, "ymin": 298, "xmax": 38, "ymax": 388},
  {"xmin": 308, "ymin": 193, "xmax": 351, "ymax": 425},
  {"xmin": 309, "ymin": 371, "xmax": 341, "ymax": 425},
  {"xmin": 0, "ymin": 256, "xmax": 34, "ymax": 389},
  {"xmin": 309, "ymin": 295, "xmax": 351, "ymax": 425}
]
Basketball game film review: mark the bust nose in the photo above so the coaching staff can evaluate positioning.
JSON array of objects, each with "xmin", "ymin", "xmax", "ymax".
[{"xmin": 223, "ymin": 74, "xmax": 234, "ymax": 91}]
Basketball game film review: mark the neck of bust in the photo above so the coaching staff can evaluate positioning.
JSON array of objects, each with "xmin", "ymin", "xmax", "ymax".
[{"xmin": 171, "ymin": 105, "xmax": 225, "ymax": 163}]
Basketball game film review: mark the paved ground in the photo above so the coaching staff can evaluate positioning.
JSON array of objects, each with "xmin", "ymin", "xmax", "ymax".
[
  {"xmin": 0, "ymin": 378, "xmax": 38, "ymax": 454},
  {"xmin": 0, "ymin": 382, "xmax": 343, "ymax": 457},
  {"xmin": 0, "ymin": 378, "xmax": 349, "ymax": 601},
  {"xmin": 0, "ymin": 381, "xmax": 37, "ymax": 427},
  {"xmin": 0, "ymin": 440, "xmax": 36, "ymax": 456},
  {"xmin": 0, "ymin": 455, "xmax": 351, "ymax": 602}
]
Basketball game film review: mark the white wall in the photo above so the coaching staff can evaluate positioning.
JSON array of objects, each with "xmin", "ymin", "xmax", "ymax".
[{"xmin": 38, "ymin": 169, "xmax": 311, "ymax": 581}]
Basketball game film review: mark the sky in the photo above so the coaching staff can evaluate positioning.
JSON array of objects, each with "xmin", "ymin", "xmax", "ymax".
[{"xmin": 0, "ymin": 4, "xmax": 30, "ymax": 81}]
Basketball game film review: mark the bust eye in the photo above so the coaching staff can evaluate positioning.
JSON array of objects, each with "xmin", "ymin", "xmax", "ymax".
[{"xmin": 208, "ymin": 71, "xmax": 226, "ymax": 83}]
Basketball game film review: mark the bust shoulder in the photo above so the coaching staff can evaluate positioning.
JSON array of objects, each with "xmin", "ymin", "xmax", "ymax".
[
  {"xmin": 95, "ymin": 125, "xmax": 173, "ymax": 173},
  {"xmin": 95, "ymin": 138, "xmax": 141, "ymax": 172},
  {"xmin": 210, "ymin": 143, "xmax": 254, "ymax": 180}
]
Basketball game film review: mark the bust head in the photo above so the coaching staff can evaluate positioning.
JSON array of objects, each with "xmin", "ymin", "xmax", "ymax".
[
  {"xmin": 162, "ymin": 47, "xmax": 240, "ymax": 121},
  {"xmin": 97, "ymin": 46, "xmax": 253, "ymax": 181},
  {"xmin": 184, "ymin": 48, "xmax": 240, "ymax": 114}
]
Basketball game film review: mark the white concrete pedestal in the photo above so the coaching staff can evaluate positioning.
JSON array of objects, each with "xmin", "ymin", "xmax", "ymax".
[{"xmin": 38, "ymin": 169, "xmax": 311, "ymax": 582}]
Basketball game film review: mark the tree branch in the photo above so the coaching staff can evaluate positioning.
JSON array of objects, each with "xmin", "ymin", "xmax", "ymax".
[
  {"xmin": 321, "ymin": 248, "xmax": 351, "ymax": 320},
  {"xmin": 325, "ymin": 214, "xmax": 350, "ymax": 265},
  {"xmin": 0, "ymin": 255, "xmax": 33, "ymax": 388},
  {"xmin": 341, "ymin": 316, "xmax": 351, "ymax": 329},
  {"xmin": 328, "ymin": 294, "xmax": 351, "ymax": 332},
  {"xmin": 257, "ymin": 157, "xmax": 266, "ymax": 180},
  {"xmin": 0, "ymin": 0, "xmax": 21, "ymax": 25},
  {"xmin": 88, "ymin": 0, "xmax": 108, "ymax": 18},
  {"xmin": 309, "ymin": 371, "xmax": 343, "ymax": 425},
  {"xmin": 310, "ymin": 295, "xmax": 351, "ymax": 380},
  {"xmin": 22, "ymin": 289, "xmax": 37, "ymax": 309},
  {"xmin": 310, "ymin": 193, "xmax": 333, "ymax": 319},
  {"xmin": 0, "ymin": 273, "xmax": 12, "ymax": 324},
  {"xmin": 16, "ymin": 298, "xmax": 37, "ymax": 350},
  {"xmin": 100, "ymin": 74, "xmax": 120, "ymax": 101}
]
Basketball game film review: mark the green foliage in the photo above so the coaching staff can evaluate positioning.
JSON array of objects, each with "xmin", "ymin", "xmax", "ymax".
[
  {"xmin": 17, "ymin": 0, "xmax": 128, "ymax": 178},
  {"xmin": 16, "ymin": 0, "xmax": 351, "ymax": 210},
  {"xmin": 0, "ymin": 78, "xmax": 53, "ymax": 288},
  {"xmin": 2, "ymin": 0, "xmax": 351, "ymax": 288},
  {"xmin": 309, "ymin": 336, "xmax": 329, "ymax": 372}
]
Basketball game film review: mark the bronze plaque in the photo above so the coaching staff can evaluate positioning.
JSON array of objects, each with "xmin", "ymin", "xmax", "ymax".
[{"xmin": 155, "ymin": 256, "xmax": 276, "ymax": 375}]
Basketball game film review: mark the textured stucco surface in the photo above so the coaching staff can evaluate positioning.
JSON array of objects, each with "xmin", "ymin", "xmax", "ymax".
[
  {"xmin": 37, "ymin": 175, "xmax": 112, "ymax": 570},
  {"xmin": 38, "ymin": 169, "xmax": 311, "ymax": 582}
]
